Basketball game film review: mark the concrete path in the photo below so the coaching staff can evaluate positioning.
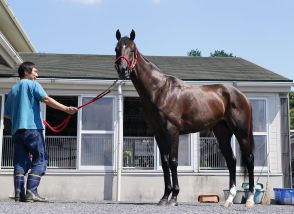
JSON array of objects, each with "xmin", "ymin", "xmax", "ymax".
[{"xmin": 1, "ymin": 200, "xmax": 294, "ymax": 214}]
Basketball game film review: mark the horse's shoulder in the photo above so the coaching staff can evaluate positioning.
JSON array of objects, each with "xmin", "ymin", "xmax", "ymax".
[{"xmin": 165, "ymin": 75, "xmax": 186, "ymax": 88}]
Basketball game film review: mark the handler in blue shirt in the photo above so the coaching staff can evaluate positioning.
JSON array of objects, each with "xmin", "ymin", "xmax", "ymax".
[{"xmin": 4, "ymin": 61, "xmax": 78, "ymax": 202}]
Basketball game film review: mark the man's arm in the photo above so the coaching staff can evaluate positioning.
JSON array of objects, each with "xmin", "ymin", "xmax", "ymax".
[{"xmin": 42, "ymin": 96, "xmax": 78, "ymax": 115}]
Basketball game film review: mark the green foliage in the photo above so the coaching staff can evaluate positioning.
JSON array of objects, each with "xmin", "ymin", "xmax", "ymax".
[
  {"xmin": 210, "ymin": 50, "xmax": 234, "ymax": 57},
  {"xmin": 290, "ymin": 92, "xmax": 294, "ymax": 129},
  {"xmin": 187, "ymin": 49, "xmax": 234, "ymax": 57},
  {"xmin": 289, "ymin": 92, "xmax": 294, "ymax": 109},
  {"xmin": 290, "ymin": 109, "xmax": 294, "ymax": 130},
  {"xmin": 188, "ymin": 49, "xmax": 202, "ymax": 57}
]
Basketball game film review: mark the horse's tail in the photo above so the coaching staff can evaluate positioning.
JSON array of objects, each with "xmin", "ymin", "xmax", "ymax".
[{"xmin": 249, "ymin": 105, "xmax": 255, "ymax": 154}]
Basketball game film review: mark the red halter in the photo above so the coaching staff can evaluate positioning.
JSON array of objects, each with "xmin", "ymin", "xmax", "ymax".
[{"xmin": 115, "ymin": 48, "xmax": 138, "ymax": 72}]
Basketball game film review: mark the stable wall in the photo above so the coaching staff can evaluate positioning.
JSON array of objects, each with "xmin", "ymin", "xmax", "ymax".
[{"xmin": 0, "ymin": 172, "xmax": 283, "ymax": 202}]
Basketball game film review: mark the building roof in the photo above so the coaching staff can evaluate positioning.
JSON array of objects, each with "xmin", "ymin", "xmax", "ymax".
[
  {"xmin": 0, "ymin": 52, "xmax": 292, "ymax": 82},
  {"xmin": 0, "ymin": 0, "xmax": 36, "ymax": 53}
]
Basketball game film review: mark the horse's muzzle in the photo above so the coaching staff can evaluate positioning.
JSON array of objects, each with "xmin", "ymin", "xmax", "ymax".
[{"xmin": 114, "ymin": 64, "xmax": 129, "ymax": 80}]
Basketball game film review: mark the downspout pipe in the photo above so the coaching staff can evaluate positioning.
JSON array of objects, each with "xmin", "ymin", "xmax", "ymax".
[{"xmin": 116, "ymin": 81, "xmax": 123, "ymax": 201}]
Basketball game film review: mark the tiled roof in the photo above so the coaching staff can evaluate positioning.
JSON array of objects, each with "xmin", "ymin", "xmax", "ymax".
[{"xmin": 0, "ymin": 53, "xmax": 291, "ymax": 82}]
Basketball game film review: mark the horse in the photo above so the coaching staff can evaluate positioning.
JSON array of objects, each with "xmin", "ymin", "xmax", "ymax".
[{"xmin": 114, "ymin": 30, "xmax": 255, "ymax": 207}]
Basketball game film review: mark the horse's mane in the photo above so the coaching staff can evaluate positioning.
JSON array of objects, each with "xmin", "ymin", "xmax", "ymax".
[{"xmin": 141, "ymin": 54, "xmax": 161, "ymax": 71}]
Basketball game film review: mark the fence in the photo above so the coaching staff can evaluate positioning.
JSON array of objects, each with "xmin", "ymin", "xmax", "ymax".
[
  {"xmin": 199, "ymin": 137, "xmax": 226, "ymax": 169},
  {"xmin": 1, "ymin": 136, "xmax": 13, "ymax": 168},
  {"xmin": 123, "ymin": 136, "xmax": 154, "ymax": 169},
  {"xmin": 46, "ymin": 136, "xmax": 77, "ymax": 169},
  {"xmin": 1, "ymin": 136, "xmax": 77, "ymax": 169},
  {"xmin": 1, "ymin": 136, "xmax": 226, "ymax": 170}
]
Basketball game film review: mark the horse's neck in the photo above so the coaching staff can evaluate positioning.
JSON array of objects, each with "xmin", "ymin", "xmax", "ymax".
[{"xmin": 131, "ymin": 53, "xmax": 166, "ymax": 101}]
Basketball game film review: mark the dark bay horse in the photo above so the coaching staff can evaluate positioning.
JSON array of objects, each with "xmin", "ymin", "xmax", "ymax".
[{"xmin": 114, "ymin": 30, "xmax": 255, "ymax": 207}]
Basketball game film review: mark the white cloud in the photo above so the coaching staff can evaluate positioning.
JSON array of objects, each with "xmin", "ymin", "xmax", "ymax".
[
  {"xmin": 152, "ymin": 0, "xmax": 160, "ymax": 4},
  {"xmin": 60, "ymin": 0, "xmax": 102, "ymax": 5}
]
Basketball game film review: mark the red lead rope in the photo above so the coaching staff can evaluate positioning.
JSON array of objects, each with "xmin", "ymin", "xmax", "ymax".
[{"xmin": 43, "ymin": 80, "xmax": 119, "ymax": 133}]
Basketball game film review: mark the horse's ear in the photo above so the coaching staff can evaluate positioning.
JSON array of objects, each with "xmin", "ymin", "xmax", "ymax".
[
  {"xmin": 130, "ymin": 29, "xmax": 135, "ymax": 41},
  {"xmin": 116, "ymin": 29, "xmax": 121, "ymax": 41}
]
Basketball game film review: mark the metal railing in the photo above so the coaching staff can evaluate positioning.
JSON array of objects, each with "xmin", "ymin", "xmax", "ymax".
[
  {"xmin": 1, "ymin": 136, "xmax": 226, "ymax": 170},
  {"xmin": 123, "ymin": 136, "xmax": 154, "ymax": 169},
  {"xmin": 1, "ymin": 136, "xmax": 13, "ymax": 168},
  {"xmin": 46, "ymin": 136, "xmax": 77, "ymax": 169},
  {"xmin": 1, "ymin": 136, "xmax": 77, "ymax": 169},
  {"xmin": 199, "ymin": 137, "xmax": 226, "ymax": 169}
]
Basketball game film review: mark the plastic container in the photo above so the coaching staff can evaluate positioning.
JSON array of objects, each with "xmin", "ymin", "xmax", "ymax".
[
  {"xmin": 223, "ymin": 183, "xmax": 265, "ymax": 204},
  {"xmin": 198, "ymin": 195, "xmax": 219, "ymax": 203},
  {"xmin": 242, "ymin": 182, "xmax": 263, "ymax": 190},
  {"xmin": 273, "ymin": 188, "xmax": 294, "ymax": 205},
  {"xmin": 243, "ymin": 183, "xmax": 265, "ymax": 204},
  {"xmin": 223, "ymin": 190, "xmax": 247, "ymax": 204}
]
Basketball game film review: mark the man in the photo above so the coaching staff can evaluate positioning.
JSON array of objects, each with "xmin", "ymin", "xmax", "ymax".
[{"xmin": 4, "ymin": 61, "xmax": 78, "ymax": 202}]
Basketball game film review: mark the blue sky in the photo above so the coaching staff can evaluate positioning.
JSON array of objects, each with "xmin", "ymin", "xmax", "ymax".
[{"xmin": 6, "ymin": 0, "xmax": 294, "ymax": 84}]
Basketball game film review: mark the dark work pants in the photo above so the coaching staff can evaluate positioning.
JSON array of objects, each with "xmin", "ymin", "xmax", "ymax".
[{"xmin": 13, "ymin": 129, "xmax": 48, "ymax": 176}]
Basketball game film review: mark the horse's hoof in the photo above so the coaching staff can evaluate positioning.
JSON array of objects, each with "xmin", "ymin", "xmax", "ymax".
[
  {"xmin": 157, "ymin": 199, "xmax": 168, "ymax": 206},
  {"xmin": 168, "ymin": 199, "xmax": 178, "ymax": 206},
  {"xmin": 223, "ymin": 200, "xmax": 233, "ymax": 207},
  {"xmin": 245, "ymin": 199, "xmax": 254, "ymax": 207}
]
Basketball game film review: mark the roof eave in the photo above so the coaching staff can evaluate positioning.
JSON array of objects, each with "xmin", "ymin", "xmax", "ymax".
[
  {"xmin": 0, "ymin": 31, "xmax": 23, "ymax": 67},
  {"xmin": 0, "ymin": 0, "xmax": 36, "ymax": 53}
]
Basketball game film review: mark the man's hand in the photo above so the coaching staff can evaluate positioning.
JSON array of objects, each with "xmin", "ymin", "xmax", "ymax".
[{"xmin": 65, "ymin": 106, "xmax": 78, "ymax": 115}]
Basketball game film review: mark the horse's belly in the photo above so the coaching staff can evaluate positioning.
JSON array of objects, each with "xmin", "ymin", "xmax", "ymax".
[{"xmin": 181, "ymin": 116, "xmax": 222, "ymax": 134}]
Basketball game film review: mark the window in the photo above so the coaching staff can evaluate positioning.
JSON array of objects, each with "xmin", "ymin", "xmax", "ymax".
[
  {"xmin": 79, "ymin": 97, "xmax": 114, "ymax": 170},
  {"xmin": 1, "ymin": 95, "xmax": 13, "ymax": 169},
  {"xmin": 199, "ymin": 98, "xmax": 268, "ymax": 170},
  {"xmin": 45, "ymin": 96, "xmax": 78, "ymax": 169},
  {"xmin": 0, "ymin": 95, "xmax": 4, "ymax": 168},
  {"xmin": 236, "ymin": 98, "xmax": 268, "ymax": 167},
  {"xmin": 123, "ymin": 97, "xmax": 154, "ymax": 169},
  {"xmin": 123, "ymin": 97, "xmax": 193, "ymax": 170},
  {"xmin": 178, "ymin": 134, "xmax": 192, "ymax": 167},
  {"xmin": 157, "ymin": 134, "xmax": 193, "ymax": 170}
]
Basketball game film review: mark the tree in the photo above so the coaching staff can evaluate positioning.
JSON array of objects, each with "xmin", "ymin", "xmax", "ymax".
[
  {"xmin": 210, "ymin": 50, "xmax": 234, "ymax": 57},
  {"xmin": 187, "ymin": 49, "xmax": 202, "ymax": 57},
  {"xmin": 290, "ymin": 92, "xmax": 294, "ymax": 130},
  {"xmin": 187, "ymin": 49, "xmax": 235, "ymax": 57}
]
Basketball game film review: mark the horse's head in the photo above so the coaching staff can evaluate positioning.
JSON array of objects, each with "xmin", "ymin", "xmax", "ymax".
[{"xmin": 114, "ymin": 29, "xmax": 137, "ymax": 79}]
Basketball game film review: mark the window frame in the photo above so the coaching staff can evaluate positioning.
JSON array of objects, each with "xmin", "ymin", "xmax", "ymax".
[
  {"xmin": 78, "ymin": 95, "xmax": 116, "ymax": 171},
  {"xmin": 0, "ymin": 94, "xmax": 4, "ymax": 170},
  {"xmin": 156, "ymin": 134, "xmax": 194, "ymax": 171},
  {"xmin": 235, "ymin": 96, "xmax": 269, "ymax": 171}
]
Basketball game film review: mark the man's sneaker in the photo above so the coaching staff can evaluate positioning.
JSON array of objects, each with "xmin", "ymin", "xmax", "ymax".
[{"xmin": 25, "ymin": 190, "xmax": 48, "ymax": 202}]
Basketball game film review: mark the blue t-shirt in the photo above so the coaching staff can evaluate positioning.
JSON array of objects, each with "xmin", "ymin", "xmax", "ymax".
[{"xmin": 4, "ymin": 79, "xmax": 48, "ymax": 135}]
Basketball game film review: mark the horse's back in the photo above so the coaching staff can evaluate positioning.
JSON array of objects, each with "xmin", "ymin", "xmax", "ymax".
[{"xmin": 198, "ymin": 84, "xmax": 250, "ymax": 109}]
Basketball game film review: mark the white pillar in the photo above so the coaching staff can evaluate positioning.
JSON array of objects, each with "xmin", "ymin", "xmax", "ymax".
[{"xmin": 116, "ymin": 82, "xmax": 123, "ymax": 201}]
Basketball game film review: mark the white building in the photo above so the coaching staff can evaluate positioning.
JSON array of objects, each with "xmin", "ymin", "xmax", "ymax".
[{"xmin": 0, "ymin": 0, "xmax": 292, "ymax": 202}]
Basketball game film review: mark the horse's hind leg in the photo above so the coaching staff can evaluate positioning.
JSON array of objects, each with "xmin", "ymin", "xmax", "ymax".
[
  {"xmin": 228, "ymin": 93, "xmax": 255, "ymax": 207},
  {"xmin": 213, "ymin": 122, "xmax": 235, "ymax": 207},
  {"xmin": 236, "ymin": 135, "xmax": 255, "ymax": 207}
]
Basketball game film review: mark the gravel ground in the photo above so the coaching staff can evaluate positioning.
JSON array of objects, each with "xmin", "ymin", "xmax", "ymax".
[{"xmin": 1, "ymin": 200, "xmax": 294, "ymax": 214}]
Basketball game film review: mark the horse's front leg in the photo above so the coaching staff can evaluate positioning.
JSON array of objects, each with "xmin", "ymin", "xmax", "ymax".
[
  {"xmin": 168, "ymin": 156, "xmax": 179, "ymax": 206},
  {"xmin": 158, "ymin": 154, "xmax": 172, "ymax": 205},
  {"xmin": 167, "ymin": 131, "xmax": 180, "ymax": 206}
]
